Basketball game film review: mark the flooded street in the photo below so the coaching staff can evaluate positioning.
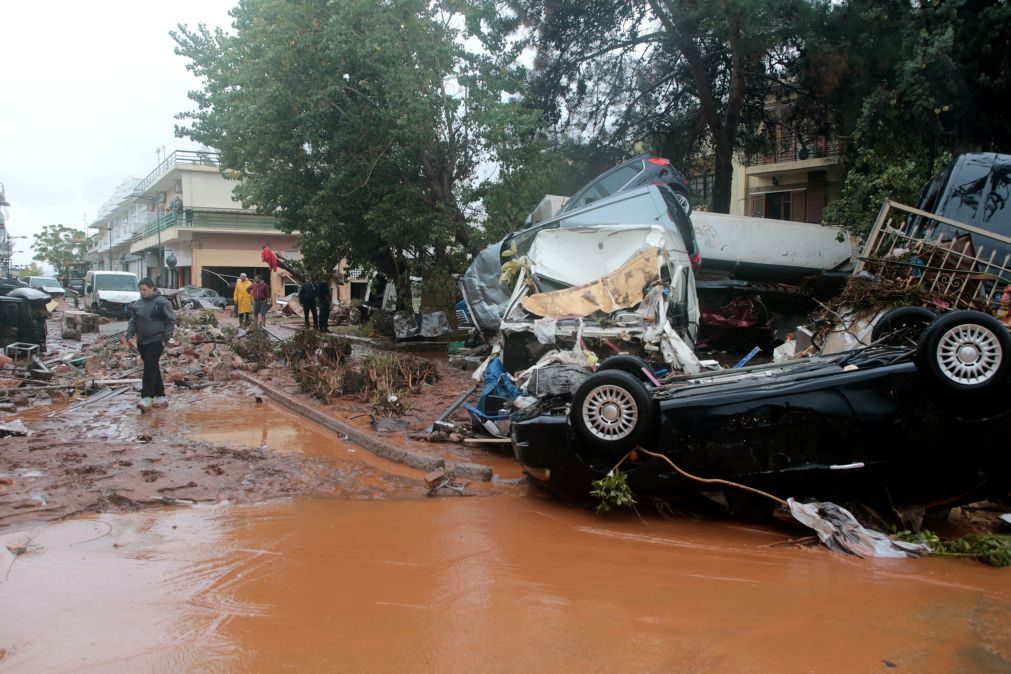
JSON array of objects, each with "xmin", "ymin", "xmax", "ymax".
[{"xmin": 2, "ymin": 397, "xmax": 1010, "ymax": 673}]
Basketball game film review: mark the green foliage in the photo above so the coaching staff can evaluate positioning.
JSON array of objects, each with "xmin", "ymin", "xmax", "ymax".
[
  {"xmin": 173, "ymin": 0, "xmax": 525, "ymax": 303},
  {"xmin": 465, "ymin": 0, "xmax": 813, "ymax": 213},
  {"xmin": 31, "ymin": 224, "xmax": 90, "ymax": 278},
  {"xmin": 230, "ymin": 326, "xmax": 275, "ymax": 363},
  {"xmin": 590, "ymin": 470, "xmax": 637, "ymax": 513},
  {"xmin": 823, "ymin": 151, "xmax": 951, "ymax": 237},
  {"xmin": 893, "ymin": 529, "xmax": 1011, "ymax": 568}
]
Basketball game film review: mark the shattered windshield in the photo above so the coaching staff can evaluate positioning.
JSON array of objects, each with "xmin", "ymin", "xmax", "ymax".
[{"xmin": 95, "ymin": 275, "xmax": 139, "ymax": 291}]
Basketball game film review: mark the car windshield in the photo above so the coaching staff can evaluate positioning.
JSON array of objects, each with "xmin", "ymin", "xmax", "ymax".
[
  {"xmin": 30, "ymin": 278, "xmax": 60, "ymax": 288},
  {"xmin": 180, "ymin": 287, "xmax": 204, "ymax": 296},
  {"xmin": 95, "ymin": 275, "xmax": 138, "ymax": 291}
]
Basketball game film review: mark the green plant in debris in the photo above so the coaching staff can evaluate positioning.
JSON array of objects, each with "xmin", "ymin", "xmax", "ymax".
[
  {"xmin": 176, "ymin": 310, "xmax": 219, "ymax": 328},
  {"xmin": 230, "ymin": 326, "xmax": 275, "ymax": 363},
  {"xmin": 590, "ymin": 470, "xmax": 637, "ymax": 513},
  {"xmin": 278, "ymin": 329, "xmax": 323, "ymax": 364},
  {"xmin": 360, "ymin": 354, "xmax": 438, "ymax": 394},
  {"xmin": 893, "ymin": 529, "xmax": 1011, "ymax": 567},
  {"xmin": 369, "ymin": 386, "xmax": 412, "ymax": 417}
]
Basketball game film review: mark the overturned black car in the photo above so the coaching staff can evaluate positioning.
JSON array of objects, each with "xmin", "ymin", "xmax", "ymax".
[{"xmin": 511, "ymin": 310, "xmax": 1011, "ymax": 513}]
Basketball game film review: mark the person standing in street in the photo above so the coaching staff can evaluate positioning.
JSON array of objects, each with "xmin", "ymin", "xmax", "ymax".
[
  {"xmin": 299, "ymin": 277, "xmax": 318, "ymax": 330},
  {"xmin": 316, "ymin": 276, "xmax": 332, "ymax": 333},
  {"xmin": 123, "ymin": 278, "xmax": 175, "ymax": 413},
  {"xmin": 233, "ymin": 272, "xmax": 253, "ymax": 327},
  {"xmin": 250, "ymin": 274, "xmax": 271, "ymax": 327}
]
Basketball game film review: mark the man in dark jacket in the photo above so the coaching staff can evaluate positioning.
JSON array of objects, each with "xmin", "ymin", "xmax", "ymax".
[
  {"xmin": 316, "ymin": 278, "xmax": 332, "ymax": 332},
  {"xmin": 123, "ymin": 278, "xmax": 176, "ymax": 413},
  {"xmin": 298, "ymin": 278, "xmax": 318, "ymax": 330}
]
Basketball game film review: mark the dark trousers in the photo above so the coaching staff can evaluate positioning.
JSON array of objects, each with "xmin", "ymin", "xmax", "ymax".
[
  {"xmin": 138, "ymin": 341, "xmax": 165, "ymax": 398},
  {"xmin": 318, "ymin": 302, "xmax": 331, "ymax": 332},
  {"xmin": 303, "ymin": 303, "xmax": 318, "ymax": 329}
]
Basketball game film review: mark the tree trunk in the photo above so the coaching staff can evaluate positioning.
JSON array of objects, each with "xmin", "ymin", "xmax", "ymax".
[{"xmin": 712, "ymin": 143, "xmax": 734, "ymax": 214}]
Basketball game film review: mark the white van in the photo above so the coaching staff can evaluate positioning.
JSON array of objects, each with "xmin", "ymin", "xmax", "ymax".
[{"xmin": 84, "ymin": 271, "xmax": 139, "ymax": 317}]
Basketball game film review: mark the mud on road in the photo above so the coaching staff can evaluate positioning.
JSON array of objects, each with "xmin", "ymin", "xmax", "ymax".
[{"xmin": 0, "ymin": 383, "xmax": 422, "ymax": 531}]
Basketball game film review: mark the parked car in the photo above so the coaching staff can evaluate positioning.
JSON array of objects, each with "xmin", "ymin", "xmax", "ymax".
[
  {"xmin": 511, "ymin": 310, "xmax": 1011, "ymax": 514},
  {"xmin": 178, "ymin": 286, "xmax": 228, "ymax": 310},
  {"xmin": 67, "ymin": 278, "xmax": 85, "ymax": 295},
  {"xmin": 561, "ymin": 154, "xmax": 693, "ymax": 216},
  {"xmin": 21, "ymin": 276, "xmax": 66, "ymax": 300},
  {"xmin": 83, "ymin": 271, "xmax": 139, "ymax": 317}
]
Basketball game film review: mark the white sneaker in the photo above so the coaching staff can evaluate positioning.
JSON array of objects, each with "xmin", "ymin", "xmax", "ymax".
[
  {"xmin": 153, "ymin": 396, "xmax": 168, "ymax": 408},
  {"xmin": 137, "ymin": 397, "xmax": 153, "ymax": 413}
]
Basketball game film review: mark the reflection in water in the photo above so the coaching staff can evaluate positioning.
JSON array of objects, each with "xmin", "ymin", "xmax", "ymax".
[{"xmin": 2, "ymin": 496, "xmax": 1009, "ymax": 673}]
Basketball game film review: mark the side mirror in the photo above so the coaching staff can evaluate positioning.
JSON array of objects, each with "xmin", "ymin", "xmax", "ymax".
[{"xmin": 85, "ymin": 285, "xmax": 92, "ymax": 293}]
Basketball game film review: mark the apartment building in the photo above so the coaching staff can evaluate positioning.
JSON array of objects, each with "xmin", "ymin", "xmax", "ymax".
[
  {"xmin": 87, "ymin": 150, "xmax": 299, "ymax": 300},
  {"xmin": 729, "ymin": 102, "xmax": 846, "ymax": 223}
]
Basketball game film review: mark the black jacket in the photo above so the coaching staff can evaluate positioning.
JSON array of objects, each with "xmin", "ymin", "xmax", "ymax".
[{"xmin": 298, "ymin": 282, "xmax": 317, "ymax": 306}]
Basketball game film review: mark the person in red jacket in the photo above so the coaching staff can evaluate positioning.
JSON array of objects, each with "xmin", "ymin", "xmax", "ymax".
[
  {"xmin": 261, "ymin": 244, "xmax": 279, "ymax": 273},
  {"xmin": 250, "ymin": 274, "xmax": 272, "ymax": 327}
]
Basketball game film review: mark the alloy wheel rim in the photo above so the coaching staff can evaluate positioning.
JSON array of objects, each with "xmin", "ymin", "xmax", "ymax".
[
  {"xmin": 935, "ymin": 323, "xmax": 1003, "ymax": 385},
  {"xmin": 581, "ymin": 384, "xmax": 639, "ymax": 441}
]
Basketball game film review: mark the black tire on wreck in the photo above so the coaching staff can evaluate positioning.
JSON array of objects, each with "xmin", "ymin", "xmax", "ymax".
[
  {"xmin": 570, "ymin": 370, "xmax": 653, "ymax": 456},
  {"xmin": 872, "ymin": 306, "xmax": 937, "ymax": 346},
  {"xmin": 598, "ymin": 355, "xmax": 655, "ymax": 383},
  {"xmin": 917, "ymin": 310, "xmax": 1011, "ymax": 397}
]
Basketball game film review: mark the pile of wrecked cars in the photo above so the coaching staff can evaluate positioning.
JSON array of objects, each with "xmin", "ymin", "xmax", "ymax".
[{"xmin": 460, "ymin": 154, "xmax": 1011, "ymax": 517}]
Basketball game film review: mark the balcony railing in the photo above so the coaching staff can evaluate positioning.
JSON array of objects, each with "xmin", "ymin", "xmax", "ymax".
[
  {"xmin": 132, "ymin": 150, "xmax": 222, "ymax": 196},
  {"xmin": 748, "ymin": 134, "xmax": 844, "ymax": 166},
  {"xmin": 131, "ymin": 209, "xmax": 283, "ymax": 242}
]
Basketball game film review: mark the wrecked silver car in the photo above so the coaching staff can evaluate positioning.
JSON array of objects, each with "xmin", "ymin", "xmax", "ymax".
[
  {"xmin": 461, "ymin": 182, "xmax": 701, "ymax": 373},
  {"xmin": 494, "ymin": 223, "xmax": 700, "ymax": 374}
]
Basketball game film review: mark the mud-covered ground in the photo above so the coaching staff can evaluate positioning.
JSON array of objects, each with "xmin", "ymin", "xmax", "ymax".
[
  {"xmin": 0, "ymin": 382, "xmax": 427, "ymax": 531},
  {"xmin": 1, "ymin": 306, "xmax": 485, "ymax": 532}
]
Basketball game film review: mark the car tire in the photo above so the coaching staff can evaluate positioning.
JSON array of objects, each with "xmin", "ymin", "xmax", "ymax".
[
  {"xmin": 872, "ymin": 306, "xmax": 936, "ymax": 346},
  {"xmin": 917, "ymin": 311, "xmax": 1011, "ymax": 395},
  {"xmin": 570, "ymin": 370, "xmax": 654, "ymax": 456},
  {"xmin": 672, "ymin": 188, "xmax": 692, "ymax": 216},
  {"xmin": 598, "ymin": 355, "xmax": 655, "ymax": 383}
]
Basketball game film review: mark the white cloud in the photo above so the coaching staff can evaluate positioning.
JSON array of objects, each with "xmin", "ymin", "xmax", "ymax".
[{"xmin": 0, "ymin": 0, "xmax": 236, "ymax": 265}]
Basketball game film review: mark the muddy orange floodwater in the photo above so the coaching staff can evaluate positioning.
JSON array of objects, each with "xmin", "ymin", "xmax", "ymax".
[{"xmin": 1, "ymin": 398, "xmax": 1009, "ymax": 672}]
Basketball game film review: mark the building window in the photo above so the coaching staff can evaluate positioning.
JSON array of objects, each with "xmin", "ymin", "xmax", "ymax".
[
  {"xmin": 765, "ymin": 192, "xmax": 791, "ymax": 220},
  {"xmin": 688, "ymin": 174, "xmax": 716, "ymax": 210}
]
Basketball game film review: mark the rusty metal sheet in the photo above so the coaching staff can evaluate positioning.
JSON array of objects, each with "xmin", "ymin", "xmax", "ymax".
[{"xmin": 521, "ymin": 248, "xmax": 660, "ymax": 318}]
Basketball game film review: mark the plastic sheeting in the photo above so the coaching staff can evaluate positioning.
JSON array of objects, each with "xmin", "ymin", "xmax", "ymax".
[
  {"xmin": 393, "ymin": 311, "xmax": 451, "ymax": 340},
  {"xmin": 788, "ymin": 498, "xmax": 931, "ymax": 559}
]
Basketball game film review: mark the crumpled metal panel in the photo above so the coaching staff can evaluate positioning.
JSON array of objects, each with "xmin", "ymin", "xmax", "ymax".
[
  {"xmin": 520, "ymin": 248, "xmax": 660, "ymax": 317},
  {"xmin": 459, "ymin": 242, "xmax": 512, "ymax": 332}
]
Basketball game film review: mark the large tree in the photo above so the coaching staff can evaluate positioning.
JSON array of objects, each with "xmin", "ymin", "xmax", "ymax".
[
  {"xmin": 468, "ymin": 0, "xmax": 809, "ymax": 213},
  {"xmin": 174, "ymin": 0, "xmax": 507, "ymax": 300},
  {"xmin": 806, "ymin": 0, "xmax": 1011, "ymax": 232},
  {"xmin": 31, "ymin": 224, "xmax": 90, "ymax": 279}
]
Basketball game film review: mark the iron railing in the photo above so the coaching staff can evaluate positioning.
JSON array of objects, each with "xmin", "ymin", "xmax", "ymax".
[
  {"xmin": 131, "ymin": 209, "xmax": 282, "ymax": 241},
  {"xmin": 132, "ymin": 150, "xmax": 222, "ymax": 196},
  {"xmin": 748, "ymin": 134, "xmax": 844, "ymax": 166},
  {"xmin": 856, "ymin": 200, "xmax": 1011, "ymax": 311}
]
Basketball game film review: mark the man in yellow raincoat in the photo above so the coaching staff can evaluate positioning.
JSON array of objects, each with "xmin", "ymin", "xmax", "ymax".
[{"xmin": 233, "ymin": 273, "xmax": 253, "ymax": 327}]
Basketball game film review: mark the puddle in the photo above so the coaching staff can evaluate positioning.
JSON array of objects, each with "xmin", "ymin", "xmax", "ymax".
[{"xmin": 1, "ymin": 496, "xmax": 1009, "ymax": 673}]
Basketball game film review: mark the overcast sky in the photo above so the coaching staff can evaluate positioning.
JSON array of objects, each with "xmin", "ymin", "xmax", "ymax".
[{"xmin": 0, "ymin": 0, "xmax": 237, "ymax": 267}]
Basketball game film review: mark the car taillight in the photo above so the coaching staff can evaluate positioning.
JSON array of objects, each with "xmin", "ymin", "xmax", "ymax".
[
  {"xmin": 647, "ymin": 157, "xmax": 672, "ymax": 166},
  {"xmin": 690, "ymin": 252, "xmax": 701, "ymax": 267}
]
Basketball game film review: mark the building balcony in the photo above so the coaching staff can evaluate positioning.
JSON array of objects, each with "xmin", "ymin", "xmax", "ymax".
[
  {"xmin": 746, "ymin": 135, "xmax": 845, "ymax": 176},
  {"xmin": 132, "ymin": 150, "xmax": 221, "ymax": 197}
]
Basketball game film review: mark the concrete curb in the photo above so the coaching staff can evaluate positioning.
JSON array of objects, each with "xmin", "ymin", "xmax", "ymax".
[{"xmin": 236, "ymin": 371, "xmax": 493, "ymax": 481}]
